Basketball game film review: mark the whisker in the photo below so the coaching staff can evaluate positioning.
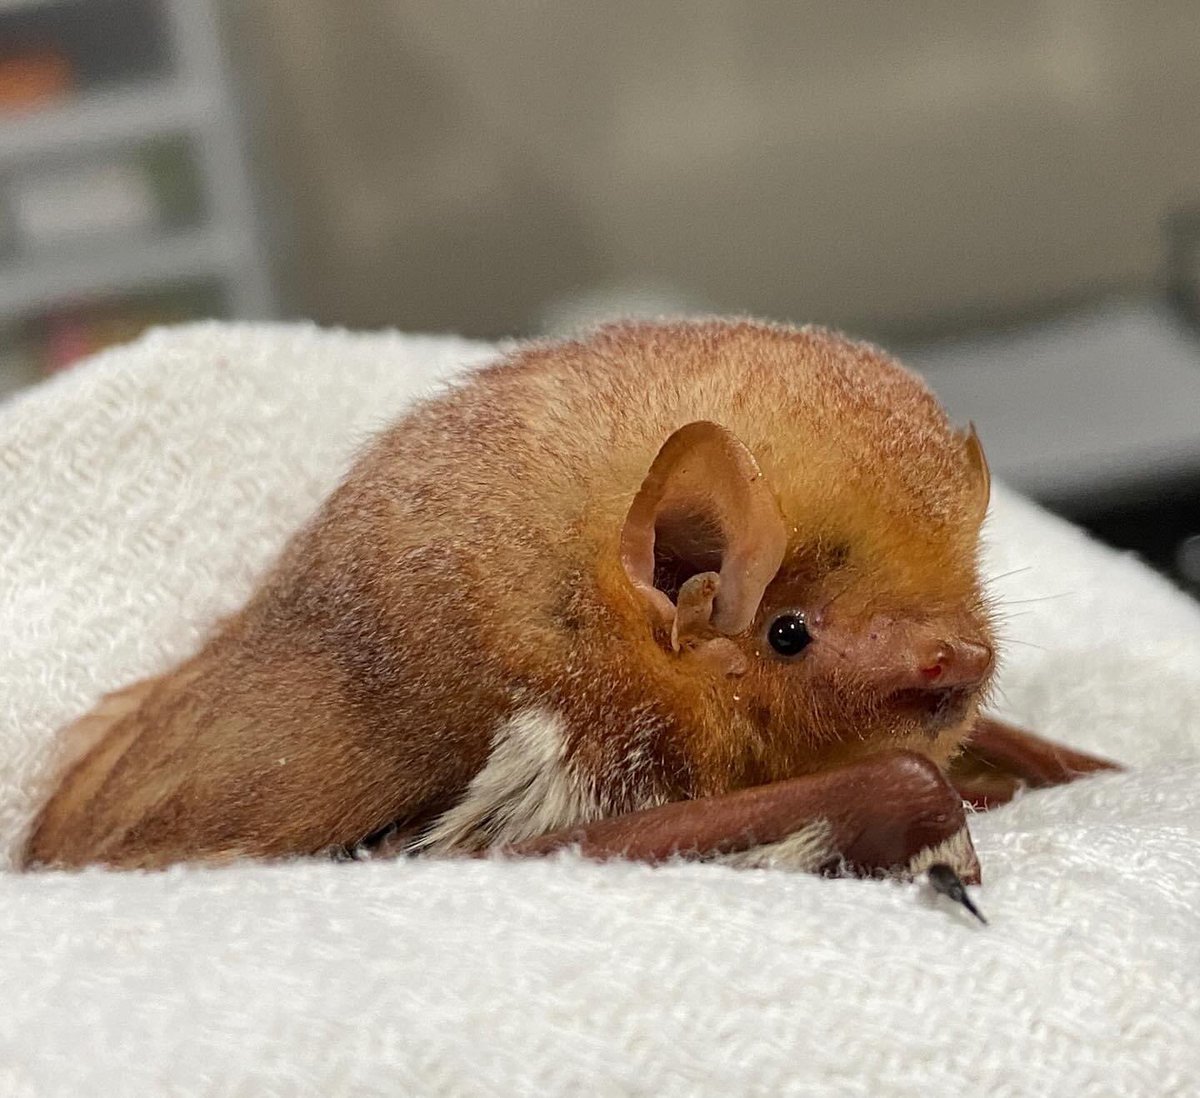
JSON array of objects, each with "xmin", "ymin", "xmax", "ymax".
[
  {"xmin": 1002, "ymin": 638, "xmax": 1048, "ymax": 652},
  {"xmin": 986, "ymin": 565, "xmax": 1034, "ymax": 584},
  {"xmin": 993, "ymin": 592, "xmax": 1073, "ymax": 606}
]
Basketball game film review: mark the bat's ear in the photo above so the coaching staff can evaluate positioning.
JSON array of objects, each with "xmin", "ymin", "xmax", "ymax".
[
  {"xmin": 962, "ymin": 422, "xmax": 990, "ymax": 525},
  {"xmin": 619, "ymin": 421, "xmax": 788, "ymax": 636}
]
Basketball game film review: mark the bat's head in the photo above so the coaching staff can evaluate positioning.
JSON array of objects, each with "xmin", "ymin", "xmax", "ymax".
[{"xmin": 617, "ymin": 329, "xmax": 996, "ymax": 781}]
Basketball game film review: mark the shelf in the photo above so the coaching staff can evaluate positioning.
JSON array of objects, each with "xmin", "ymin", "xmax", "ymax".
[
  {"xmin": 0, "ymin": 228, "xmax": 238, "ymax": 317},
  {"xmin": 910, "ymin": 301, "xmax": 1200, "ymax": 506},
  {"xmin": 0, "ymin": 80, "xmax": 214, "ymax": 167},
  {"xmin": 0, "ymin": 0, "xmax": 68, "ymax": 11}
]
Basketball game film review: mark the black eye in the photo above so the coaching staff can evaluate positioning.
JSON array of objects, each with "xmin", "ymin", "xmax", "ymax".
[{"xmin": 767, "ymin": 612, "xmax": 812, "ymax": 657}]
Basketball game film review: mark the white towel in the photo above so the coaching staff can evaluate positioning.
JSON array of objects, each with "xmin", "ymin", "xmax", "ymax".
[{"xmin": 1, "ymin": 323, "xmax": 1198, "ymax": 1097}]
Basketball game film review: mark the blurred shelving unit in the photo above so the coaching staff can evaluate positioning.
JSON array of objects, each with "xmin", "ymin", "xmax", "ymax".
[
  {"xmin": 907, "ymin": 299, "xmax": 1200, "ymax": 598},
  {"xmin": 0, "ymin": 0, "xmax": 272, "ymax": 398}
]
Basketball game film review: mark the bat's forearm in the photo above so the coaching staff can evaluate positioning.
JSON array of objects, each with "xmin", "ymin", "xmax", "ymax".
[{"xmin": 500, "ymin": 749, "xmax": 978, "ymax": 882}]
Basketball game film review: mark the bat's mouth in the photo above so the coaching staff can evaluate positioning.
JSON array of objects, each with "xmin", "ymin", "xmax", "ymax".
[{"xmin": 890, "ymin": 686, "xmax": 974, "ymax": 736}]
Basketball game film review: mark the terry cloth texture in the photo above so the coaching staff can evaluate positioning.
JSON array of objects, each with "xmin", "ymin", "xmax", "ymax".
[{"xmin": 1, "ymin": 323, "xmax": 1198, "ymax": 1097}]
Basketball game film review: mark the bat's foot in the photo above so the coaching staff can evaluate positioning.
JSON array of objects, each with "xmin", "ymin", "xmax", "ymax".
[
  {"xmin": 714, "ymin": 817, "xmax": 980, "ymax": 885},
  {"xmin": 905, "ymin": 825, "xmax": 980, "ymax": 886},
  {"xmin": 927, "ymin": 862, "xmax": 988, "ymax": 924}
]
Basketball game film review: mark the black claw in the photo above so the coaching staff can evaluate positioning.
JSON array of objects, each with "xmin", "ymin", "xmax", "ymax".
[{"xmin": 927, "ymin": 862, "xmax": 988, "ymax": 925}]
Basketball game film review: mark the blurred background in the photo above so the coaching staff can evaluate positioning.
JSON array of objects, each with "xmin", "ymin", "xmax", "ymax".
[{"xmin": 1, "ymin": 0, "xmax": 1198, "ymax": 594}]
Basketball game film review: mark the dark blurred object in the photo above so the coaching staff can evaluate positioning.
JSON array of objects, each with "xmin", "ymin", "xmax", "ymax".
[
  {"xmin": 1165, "ymin": 203, "xmax": 1200, "ymax": 331},
  {"xmin": 0, "ymin": 0, "xmax": 169, "ymax": 98},
  {"xmin": 0, "ymin": 278, "xmax": 225, "ymax": 377},
  {"xmin": 1176, "ymin": 535, "xmax": 1200, "ymax": 590},
  {"xmin": 1074, "ymin": 477, "xmax": 1200, "ymax": 597},
  {"xmin": 33, "ymin": 280, "xmax": 225, "ymax": 372}
]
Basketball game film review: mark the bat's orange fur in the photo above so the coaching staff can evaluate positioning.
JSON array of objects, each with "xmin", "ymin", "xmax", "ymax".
[{"xmin": 24, "ymin": 319, "xmax": 1000, "ymax": 870}]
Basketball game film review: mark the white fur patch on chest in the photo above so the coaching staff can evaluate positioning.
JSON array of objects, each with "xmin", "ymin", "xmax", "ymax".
[{"xmin": 412, "ymin": 706, "xmax": 603, "ymax": 855}]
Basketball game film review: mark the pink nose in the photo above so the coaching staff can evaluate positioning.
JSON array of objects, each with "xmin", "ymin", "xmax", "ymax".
[
  {"xmin": 915, "ymin": 640, "xmax": 994, "ymax": 689},
  {"xmin": 813, "ymin": 612, "xmax": 995, "ymax": 696}
]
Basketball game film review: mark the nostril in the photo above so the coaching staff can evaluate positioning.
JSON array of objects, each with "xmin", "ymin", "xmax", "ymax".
[
  {"xmin": 916, "ymin": 642, "xmax": 991, "ymax": 689},
  {"xmin": 918, "ymin": 646, "xmax": 954, "ymax": 683}
]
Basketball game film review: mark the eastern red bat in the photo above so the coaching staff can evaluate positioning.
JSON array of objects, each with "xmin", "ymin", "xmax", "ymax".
[{"xmin": 22, "ymin": 319, "xmax": 1118, "ymax": 880}]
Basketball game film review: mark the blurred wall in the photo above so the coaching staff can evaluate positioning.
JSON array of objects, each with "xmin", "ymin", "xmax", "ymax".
[{"xmin": 224, "ymin": 0, "xmax": 1200, "ymax": 338}]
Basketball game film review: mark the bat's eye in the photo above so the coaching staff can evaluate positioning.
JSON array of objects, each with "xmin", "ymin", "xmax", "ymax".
[{"xmin": 767, "ymin": 612, "xmax": 812, "ymax": 657}]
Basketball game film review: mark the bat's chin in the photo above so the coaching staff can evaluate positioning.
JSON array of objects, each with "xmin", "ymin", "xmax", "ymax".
[{"xmin": 888, "ymin": 686, "xmax": 977, "ymax": 740}]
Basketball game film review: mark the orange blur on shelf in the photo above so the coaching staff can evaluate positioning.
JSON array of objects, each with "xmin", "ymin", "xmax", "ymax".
[{"xmin": 0, "ymin": 49, "xmax": 74, "ymax": 113}]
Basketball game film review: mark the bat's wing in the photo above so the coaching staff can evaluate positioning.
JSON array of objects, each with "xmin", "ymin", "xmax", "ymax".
[{"xmin": 948, "ymin": 715, "xmax": 1121, "ymax": 809}]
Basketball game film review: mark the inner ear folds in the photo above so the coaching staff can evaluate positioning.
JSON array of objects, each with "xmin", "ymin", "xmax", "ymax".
[
  {"xmin": 962, "ymin": 422, "xmax": 991, "ymax": 525},
  {"xmin": 620, "ymin": 421, "xmax": 788, "ymax": 636}
]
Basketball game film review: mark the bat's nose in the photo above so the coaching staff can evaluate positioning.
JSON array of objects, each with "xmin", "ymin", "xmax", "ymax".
[
  {"xmin": 913, "ymin": 639, "xmax": 994, "ymax": 690},
  {"xmin": 886, "ymin": 638, "xmax": 994, "ymax": 736},
  {"xmin": 815, "ymin": 613, "xmax": 995, "ymax": 697}
]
